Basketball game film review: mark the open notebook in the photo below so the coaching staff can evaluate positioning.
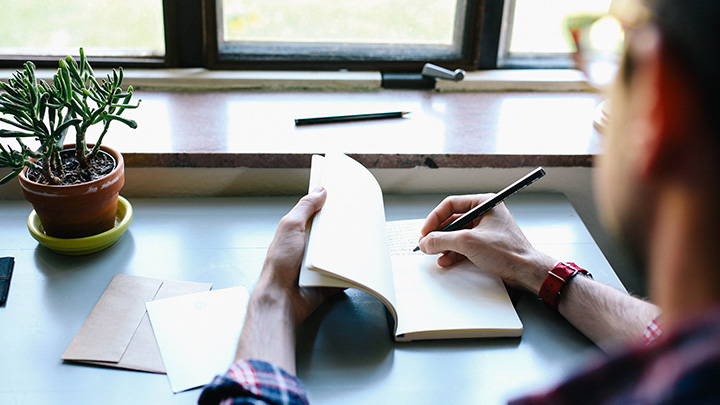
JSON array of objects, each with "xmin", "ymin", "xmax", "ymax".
[{"xmin": 299, "ymin": 153, "xmax": 523, "ymax": 342}]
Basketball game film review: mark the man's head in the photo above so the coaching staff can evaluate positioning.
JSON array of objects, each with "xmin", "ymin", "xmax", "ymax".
[{"xmin": 595, "ymin": 0, "xmax": 720, "ymax": 271}]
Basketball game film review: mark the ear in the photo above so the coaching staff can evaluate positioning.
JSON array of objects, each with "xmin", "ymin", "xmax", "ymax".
[{"xmin": 633, "ymin": 32, "xmax": 695, "ymax": 180}]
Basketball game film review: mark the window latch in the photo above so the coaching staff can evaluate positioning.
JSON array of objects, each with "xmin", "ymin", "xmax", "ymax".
[
  {"xmin": 381, "ymin": 63, "xmax": 465, "ymax": 89},
  {"xmin": 421, "ymin": 63, "xmax": 465, "ymax": 81}
]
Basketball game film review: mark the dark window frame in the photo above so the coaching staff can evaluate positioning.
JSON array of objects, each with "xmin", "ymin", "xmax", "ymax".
[
  {"xmin": 205, "ymin": 0, "xmax": 490, "ymax": 72},
  {"xmin": 0, "ymin": 0, "xmax": 507, "ymax": 72}
]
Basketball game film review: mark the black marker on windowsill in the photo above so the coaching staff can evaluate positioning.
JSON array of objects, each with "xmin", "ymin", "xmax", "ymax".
[
  {"xmin": 413, "ymin": 167, "xmax": 546, "ymax": 252},
  {"xmin": 294, "ymin": 111, "xmax": 409, "ymax": 126}
]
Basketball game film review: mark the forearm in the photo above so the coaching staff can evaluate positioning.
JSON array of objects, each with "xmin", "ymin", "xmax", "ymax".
[
  {"xmin": 558, "ymin": 275, "xmax": 660, "ymax": 351},
  {"xmin": 417, "ymin": 194, "xmax": 660, "ymax": 349},
  {"xmin": 235, "ymin": 282, "xmax": 299, "ymax": 375}
]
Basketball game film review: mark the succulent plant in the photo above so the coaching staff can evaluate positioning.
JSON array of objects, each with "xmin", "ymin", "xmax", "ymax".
[{"xmin": 0, "ymin": 48, "xmax": 139, "ymax": 185}]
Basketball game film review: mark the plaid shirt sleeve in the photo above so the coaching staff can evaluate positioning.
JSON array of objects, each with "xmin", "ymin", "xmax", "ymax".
[
  {"xmin": 642, "ymin": 316, "xmax": 663, "ymax": 345},
  {"xmin": 198, "ymin": 359, "xmax": 309, "ymax": 405},
  {"xmin": 509, "ymin": 310, "xmax": 720, "ymax": 405}
]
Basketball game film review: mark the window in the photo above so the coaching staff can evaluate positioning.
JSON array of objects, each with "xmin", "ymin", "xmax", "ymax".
[
  {"xmin": 0, "ymin": 0, "xmax": 164, "ymax": 66},
  {"xmin": 499, "ymin": 0, "xmax": 613, "ymax": 68},
  {"xmin": 208, "ymin": 0, "xmax": 483, "ymax": 70},
  {"xmin": 0, "ymin": 0, "xmax": 615, "ymax": 72}
]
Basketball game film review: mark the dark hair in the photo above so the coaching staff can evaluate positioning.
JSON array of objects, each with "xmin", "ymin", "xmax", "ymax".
[{"xmin": 648, "ymin": 0, "xmax": 720, "ymax": 131}]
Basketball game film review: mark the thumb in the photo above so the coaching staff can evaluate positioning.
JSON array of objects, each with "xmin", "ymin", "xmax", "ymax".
[
  {"xmin": 419, "ymin": 231, "xmax": 469, "ymax": 267},
  {"xmin": 419, "ymin": 230, "xmax": 466, "ymax": 256},
  {"xmin": 286, "ymin": 186, "xmax": 327, "ymax": 225}
]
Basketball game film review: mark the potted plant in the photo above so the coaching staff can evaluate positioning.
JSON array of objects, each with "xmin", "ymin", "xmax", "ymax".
[{"xmin": 0, "ymin": 48, "xmax": 139, "ymax": 240}]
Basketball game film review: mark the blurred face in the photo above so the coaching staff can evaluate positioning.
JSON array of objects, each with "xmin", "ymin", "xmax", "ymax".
[
  {"xmin": 593, "ymin": 35, "xmax": 655, "ymax": 269},
  {"xmin": 595, "ymin": 61, "xmax": 631, "ymax": 236}
]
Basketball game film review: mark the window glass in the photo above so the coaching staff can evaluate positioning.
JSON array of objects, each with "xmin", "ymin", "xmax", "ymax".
[
  {"xmin": 217, "ymin": 0, "xmax": 467, "ymax": 62},
  {"xmin": 0, "ymin": 0, "xmax": 164, "ymax": 58},
  {"xmin": 502, "ymin": 0, "xmax": 612, "ymax": 66},
  {"xmin": 222, "ymin": 0, "xmax": 456, "ymax": 45}
]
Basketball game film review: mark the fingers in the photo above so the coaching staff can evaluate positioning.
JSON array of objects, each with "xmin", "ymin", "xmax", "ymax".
[
  {"xmin": 279, "ymin": 186, "xmax": 327, "ymax": 231},
  {"xmin": 273, "ymin": 187, "xmax": 327, "ymax": 243},
  {"xmin": 437, "ymin": 251, "xmax": 466, "ymax": 267},
  {"xmin": 420, "ymin": 193, "xmax": 495, "ymax": 236},
  {"xmin": 419, "ymin": 228, "xmax": 471, "ymax": 256},
  {"xmin": 418, "ymin": 230, "xmax": 471, "ymax": 267},
  {"xmin": 263, "ymin": 187, "xmax": 326, "ymax": 276}
]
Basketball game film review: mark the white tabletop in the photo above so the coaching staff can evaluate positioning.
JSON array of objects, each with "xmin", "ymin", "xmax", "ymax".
[{"xmin": 0, "ymin": 193, "xmax": 624, "ymax": 405}]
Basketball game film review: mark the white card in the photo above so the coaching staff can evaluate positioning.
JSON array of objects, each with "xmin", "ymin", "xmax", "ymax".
[{"xmin": 146, "ymin": 286, "xmax": 249, "ymax": 393}]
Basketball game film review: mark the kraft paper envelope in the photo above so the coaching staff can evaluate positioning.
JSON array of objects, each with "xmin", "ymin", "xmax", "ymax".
[{"xmin": 61, "ymin": 274, "xmax": 212, "ymax": 373}]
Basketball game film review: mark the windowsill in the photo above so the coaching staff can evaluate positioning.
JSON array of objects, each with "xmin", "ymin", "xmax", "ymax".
[
  {"xmin": 2, "ymin": 68, "xmax": 591, "ymax": 92},
  {"xmin": 1, "ymin": 68, "xmax": 603, "ymax": 171}
]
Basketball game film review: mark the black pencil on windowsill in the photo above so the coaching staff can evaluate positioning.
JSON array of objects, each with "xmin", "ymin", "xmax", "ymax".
[{"xmin": 294, "ymin": 111, "xmax": 410, "ymax": 126}]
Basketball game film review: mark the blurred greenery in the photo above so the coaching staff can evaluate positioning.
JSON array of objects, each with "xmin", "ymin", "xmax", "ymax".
[
  {"xmin": 0, "ymin": 0, "xmax": 164, "ymax": 56},
  {"xmin": 222, "ymin": 0, "xmax": 456, "ymax": 45},
  {"xmin": 0, "ymin": 0, "xmax": 615, "ymax": 59},
  {"xmin": 510, "ymin": 0, "xmax": 612, "ymax": 54}
]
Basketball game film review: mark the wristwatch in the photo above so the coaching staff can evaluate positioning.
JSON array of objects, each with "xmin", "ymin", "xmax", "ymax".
[{"xmin": 538, "ymin": 262, "xmax": 592, "ymax": 310}]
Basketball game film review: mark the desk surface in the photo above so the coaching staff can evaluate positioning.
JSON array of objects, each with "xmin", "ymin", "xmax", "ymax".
[{"xmin": 0, "ymin": 193, "xmax": 623, "ymax": 404}]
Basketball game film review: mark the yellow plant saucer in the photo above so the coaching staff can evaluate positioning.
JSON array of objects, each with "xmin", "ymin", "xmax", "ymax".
[{"xmin": 27, "ymin": 196, "xmax": 133, "ymax": 255}]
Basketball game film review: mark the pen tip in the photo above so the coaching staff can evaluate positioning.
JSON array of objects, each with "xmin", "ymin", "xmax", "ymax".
[{"xmin": 412, "ymin": 246, "xmax": 420, "ymax": 252}]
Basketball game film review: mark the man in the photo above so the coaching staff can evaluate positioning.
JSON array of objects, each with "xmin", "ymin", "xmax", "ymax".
[{"xmin": 200, "ymin": 0, "xmax": 720, "ymax": 403}]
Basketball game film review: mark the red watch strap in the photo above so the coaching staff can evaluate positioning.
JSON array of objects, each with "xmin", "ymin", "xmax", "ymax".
[{"xmin": 539, "ymin": 262, "xmax": 592, "ymax": 310}]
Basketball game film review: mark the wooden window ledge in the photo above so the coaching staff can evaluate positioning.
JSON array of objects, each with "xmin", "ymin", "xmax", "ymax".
[{"xmin": 97, "ymin": 89, "xmax": 603, "ymax": 170}]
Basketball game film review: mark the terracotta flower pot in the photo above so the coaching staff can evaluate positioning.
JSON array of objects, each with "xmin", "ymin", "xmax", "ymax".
[{"xmin": 18, "ymin": 145, "xmax": 125, "ymax": 239}]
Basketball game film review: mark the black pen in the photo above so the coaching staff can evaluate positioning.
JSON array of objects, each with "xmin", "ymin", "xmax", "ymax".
[
  {"xmin": 295, "ymin": 111, "xmax": 409, "ymax": 126},
  {"xmin": 413, "ymin": 167, "xmax": 546, "ymax": 252}
]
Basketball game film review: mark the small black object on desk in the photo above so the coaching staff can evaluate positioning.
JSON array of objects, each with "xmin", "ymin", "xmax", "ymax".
[{"xmin": 0, "ymin": 257, "xmax": 15, "ymax": 306}]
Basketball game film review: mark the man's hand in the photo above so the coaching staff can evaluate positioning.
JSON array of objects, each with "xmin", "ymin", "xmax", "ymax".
[
  {"xmin": 418, "ymin": 193, "xmax": 662, "ymax": 350},
  {"xmin": 235, "ymin": 187, "xmax": 338, "ymax": 374},
  {"xmin": 256, "ymin": 186, "xmax": 337, "ymax": 324},
  {"xmin": 417, "ymin": 193, "xmax": 555, "ymax": 294}
]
